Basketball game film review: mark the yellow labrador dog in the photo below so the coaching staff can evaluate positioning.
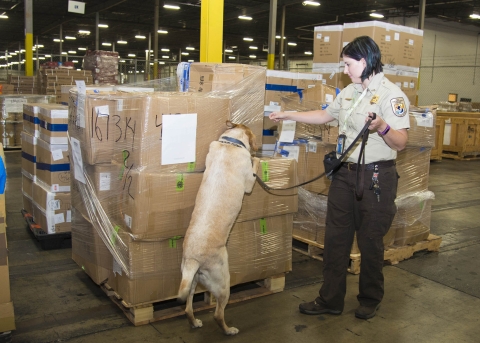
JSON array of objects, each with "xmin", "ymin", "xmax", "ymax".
[{"xmin": 178, "ymin": 120, "xmax": 259, "ymax": 335}]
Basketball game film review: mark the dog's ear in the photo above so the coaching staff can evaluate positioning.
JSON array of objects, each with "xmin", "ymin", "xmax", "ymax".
[
  {"xmin": 247, "ymin": 130, "xmax": 258, "ymax": 152},
  {"xmin": 226, "ymin": 120, "xmax": 236, "ymax": 129}
]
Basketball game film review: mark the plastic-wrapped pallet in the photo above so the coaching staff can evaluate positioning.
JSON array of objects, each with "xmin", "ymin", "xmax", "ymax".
[
  {"xmin": 82, "ymin": 50, "xmax": 119, "ymax": 85},
  {"xmin": 68, "ymin": 67, "xmax": 296, "ymax": 306}
]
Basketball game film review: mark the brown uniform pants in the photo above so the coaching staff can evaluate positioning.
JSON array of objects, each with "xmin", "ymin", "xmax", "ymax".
[{"xmin": 317, "ymin": 163, "xmax": 398, "ymax": 311}]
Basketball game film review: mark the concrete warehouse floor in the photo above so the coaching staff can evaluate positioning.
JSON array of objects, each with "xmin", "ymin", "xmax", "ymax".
[{"xmin": 4, "ymin": 150, "xmax": 480, "ymax": 343}]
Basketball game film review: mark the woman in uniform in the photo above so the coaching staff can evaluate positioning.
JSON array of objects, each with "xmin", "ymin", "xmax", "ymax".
[{"xmin": 269, "ymin": 36, "xmax": 410, "ymax": 319}]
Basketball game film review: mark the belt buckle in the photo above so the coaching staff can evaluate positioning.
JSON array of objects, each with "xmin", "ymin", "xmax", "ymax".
[{"xmin": 347, "ymin": 162, "xmax": 355, "ymax": 171}]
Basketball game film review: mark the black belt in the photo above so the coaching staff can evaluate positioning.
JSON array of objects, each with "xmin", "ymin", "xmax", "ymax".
[{"xmin": 342, "ymin": 160, "xmax": 395, "ymax": 171}]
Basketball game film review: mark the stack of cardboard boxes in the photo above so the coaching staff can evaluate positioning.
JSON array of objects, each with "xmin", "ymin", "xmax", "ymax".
[
  {"xmin": 312, "ymin": 21, "xmax": 423, "ymax": 104},
  {"xmin": 6, "ymin": 75, "xmax": 38, "ymax": 95},
  {"xmin": 1, "ymin": 94, "xmax": 56, "ymax": 149},
  {"xmin": 37, "ymin": 68, "xmax": 93, "ymax": 103},
  {"xmin": 21, "ymin": 102, "xmax": 72, "ymax": 236},
  {"xmin": 0, "ymin": 84, "xmax": 14, "ymax": 95},
  {"xmin": 0, "ymin": 143, "xmax": 15, "ymax": 334},
  {"xmin": 69, "ymin": 65, "xmax": 298, "ymax": 306}
]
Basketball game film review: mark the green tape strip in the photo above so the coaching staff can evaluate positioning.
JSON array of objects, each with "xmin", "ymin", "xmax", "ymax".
[
  {"xmin": 169, "ymin": 235, "xmax": 183, "ymax": 248},
  {"xmin": 176, "ymin": 174, "xmax": 185, "ymax": 191},
  {"xmin": 261, "ymin": 161, "xmax": 270, "ymax": 182},
  {"xmin": 260, "ymin": 218, "xmax": 267, "ymax": 234},
  {"xmin": 119, "ymin": 150, "xmax": 129, "ymax": 179},
  {"xmin": 110, "ymin": 225, "xmax": 120, "ymax": 245},
  {"xmin": 187, "ymin": 162, "xmax": 196, "ymax": 172}
]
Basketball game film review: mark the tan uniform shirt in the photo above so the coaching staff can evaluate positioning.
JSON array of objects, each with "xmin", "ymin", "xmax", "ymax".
[{"xmin": 326, "ymin": 72, "xmax": 410, "ymax": 164}]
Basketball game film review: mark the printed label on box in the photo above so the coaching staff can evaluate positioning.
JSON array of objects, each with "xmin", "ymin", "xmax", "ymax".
[
  {"xmin": 99, "ymin": 172, "xmax": 111, "ymax": 191},
  {"xmin": 52, "ymin": 149, "xmax": 63, "ymax": 161}
]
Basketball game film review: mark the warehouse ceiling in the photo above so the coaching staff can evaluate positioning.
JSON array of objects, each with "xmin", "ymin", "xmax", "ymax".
[{"xmin": 1, "ymin": 0, "xmax": 480, "ymax": 64}]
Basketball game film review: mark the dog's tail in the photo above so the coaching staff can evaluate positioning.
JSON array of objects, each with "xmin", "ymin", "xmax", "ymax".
[{"xmin": 177, "ymin": 259, "xmax": 200, "ymax": 303}]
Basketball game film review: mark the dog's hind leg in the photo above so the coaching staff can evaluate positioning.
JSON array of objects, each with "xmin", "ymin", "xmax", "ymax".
[
  {"xmin": 185, "ymin": 275, "xmax": 203, "ymax": 328},
  {"xmin": 206, "ymin": 254, "xmax": 239, "ymax": 335}
]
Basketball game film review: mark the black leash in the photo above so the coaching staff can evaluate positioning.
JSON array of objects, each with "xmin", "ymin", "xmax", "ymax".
[{"xmin": 255, "ymin": 114, "xmax": 376, "ymax": 193}]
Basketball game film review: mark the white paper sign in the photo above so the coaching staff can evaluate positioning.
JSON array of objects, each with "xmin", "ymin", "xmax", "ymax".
[
  {"xmin": 54, "ymin": 213, "xmax": 65, "ymax": 224},
  {"xmin": 70, "ymin": 137, "xmax": 86, "ymax": 184},
  {"xmin": 161, "ymin": 113, "xmax": 197, "ymax": 165},
  {"xmin": 51, "ymin": 149, "xmax": 63, "ymax": 161},
  {"xmin": 278, "ymin": 120, "xmax": 296, "ymax": 143},
  {"xmin": 325, "ymin": 94, "xmax": 334, "ymax": 103},
  {"xmin": 99, "ymin": 173, "xmax": 112, "ymax": 191},
  {"xmin": 308, "ymin": 141, "xmax": 318, "ymax": 153},
  {"xmin": 95, "ymin": 105, "xmax": 110, "ymax": 117},
  {"xmin": 394, "ymin": 33, "xmax": 400, "ymax": 41},
  {"xmin": 68, "ymin": 1, "xmax": 85, "ymax": 14},
  {"xmin": 324, "ymin": 36, "xmax": 330, "ymax": 43}
]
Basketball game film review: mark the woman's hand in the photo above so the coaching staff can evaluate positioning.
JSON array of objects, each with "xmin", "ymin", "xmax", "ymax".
[
  {"xmin": 269, "ymin": 111, "xmax": 290, "ymax": 122},
  {"xmin": 366, "ymin": 112, "xmax": 388, "ymax": 133}
]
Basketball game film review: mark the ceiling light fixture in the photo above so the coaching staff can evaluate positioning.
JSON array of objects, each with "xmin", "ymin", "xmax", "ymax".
[
  {"xmin": 228, "ymin": 56, "xmax": 235, "ymax": 60},
  {"xmin": 249, "ymin": 46, "xmax": 258, "ymax": 50},
  {"xmin": 158, "ymin": 30, "xmax": 168, "ymax": 34},
  {"xmin": 0, "ymin": 14, "xmax": 8, "ymax": 19},
  {"xmin": 164, "ymin": 4, "xmax": 180, "ymax": 10},
  {"xmin": 238, "ymin": 15, "xmax": 252, "ymax": 20},
  {"xmin": 161, "ymin": 48, "xmax": 170, "ymax": 52},
  {"xmin": 470, "ymin": 12, "xmax": 480, "ymax": 19},
  {"xmin": 117, "ymin": 40, "xmax": 127, "ymax": 44},
  {"xmin": 78, "ymin": 30, "xmax": 90, "ymax": 35},
  {"xmin": 186, "ymin": 47, "xmax": 194, "ymax": 50},
  {"xmin": 65, "ymin": 36, "xmax": 76, "ymax": 40},
  {"xmin": 53, "ymin": 39, "xmax": 64, "ymax": 42},
  {"xmin": 243, "ymin": 37, "xmax": 253, "ymax": 41},
  {"xmin": 78, "ymin": 47, "xmax": 87, "ymax": 50},
  {"xmin": 303, "ymin": 1, "xmax": 320, "ymax": 6},
  {"xmin": 68, "ymin": 51, "xmax": 76, "ymax": 54},
  {"xmin": 182, "ymin": 52, "xmax": 189, "ymax": 55},
  {"xmin": 98, "ymin": 24, "xmax": 108, "ymax": 28},
  {"xmin": 275, "ymin": 35, "xmax": 286, "ymax": 39},
  {"xmin": 102, "ymin": 42, "xmax": 112, "ymax": 46},
  {"xmin": 135, "ymin": 35, "xmax": 146, "ymax": 39},
  {"xmin": 304, "ymin": 51, "xmax": 313, "ymax": 55},
  {"xmin": 128, "ymin": 54, "xmax": 136, "ymax": 57},
  {"xmin": 162, "ymin": 55, "xmax": 169, "ymax": 59},
  {"xmin": 370, "ymin": 12, "xmax": 384, "ymax": 18},
  {"xmin": 288, "ymin": 42, "xmax": 297, "ymax": 46},
  {"xmin": 225, "ymin": 49, "xmax": 233, "ymax": 53},
  {"xmin": 249, "ymin": 55, "xmax": 256, "ymax": 58}
]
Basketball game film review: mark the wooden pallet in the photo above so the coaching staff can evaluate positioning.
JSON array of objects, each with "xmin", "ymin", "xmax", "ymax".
[
  {"xmin": 441, "ymin": 150, "xmax": 480, "ymax": 160},
  {"xmin": 101, "ymin": 274, "xmax": 285, "ymax": 326},
  {"xmin": 293, "ymin": 234, "xmax": 442, "ymax": 273},
  {"xmin": 292, "ymin": 236, "xmax": 361, "ymax": 275},
  {"xmin": 384, "ymin": 234, "xmax": 442, "ymax": 265}
]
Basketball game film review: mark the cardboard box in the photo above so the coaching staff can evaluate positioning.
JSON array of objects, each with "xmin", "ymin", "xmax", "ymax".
[
  {"xmin": 69, "ymin": 91, "xmax": 232, "ymax": 172},
  {"xmin": 107, "ymin": 214, "xmax": 292, "ymax": 306},
  {"xmin": 396, "ymin": 147, "xmax": 431, "ymax": 196},
  {"xmin": 35, "ymin": 138, "xmax": 70, "ymax": 192},
  {"xmin": 117, "ymin": 170, "xmax": 204, "ymax": 238},
  {"xmin": 237, "ymin": 157, "xmax": 298, "ymax": 222},
  {"xmin": 23, "ymin": 193, "xmax": 33, "ymax": 215},
  {"xmin": 313, "ymin": 25, "xmax": 343, "ymax": 64},
  {"xmin": 393, "ymin": 191, "xmax": 434, "ymax": 246},
  {"xmin": 22, "ymin": 173, "xmax": 34, "ymax": 199},
  {"xmin": 32, "ymin": 181, "xmax": 71, "ymax": 234},
  {"xmin": 38, "ymin": 103, "xmax": 69, "ymax": 144},
  {"xmin": 21, "ymin": 131, "xmax": 37, "ymax": 179},
  {"xmin": 408, "ymin": 107, "xmax": 436, "ymax": 148},
  {"xmin": 274, "ymin": 140, "xmax": 333, "ymax": 195},
  {"xmin": 0, "ymin": 302, "xmax": 15, "ymax": 332},
  {"xmin": 0, "ymin": 121, "xmax": 22, "ymax": 148},
  {"xmin": 0, "ymin": 84, "xmax": 14, "ymax": 95},
  {"xmin": 23, "ymin": 103, "xmax": 42, "ymax": 137},
  {"xmin": 343, "ymin": 21, "xmax": 423, "ymax": 71},
  {"xmin": 71, "ymin": 209, "xmax": 112, "ymax": 285},
  {"xmin": 384, "ymin": 68, "xmax": 418, "ymax": 105}
]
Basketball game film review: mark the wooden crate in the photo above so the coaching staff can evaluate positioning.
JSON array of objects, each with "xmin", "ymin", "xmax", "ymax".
[
  {"xmin": 438, "ymin": 112, "xmax": 480, "ymax": 159},
  {"xmin": 431, "ymin": 117, "xmax": 444, "ymax": 161},
  {"xmin": 101, "ymin": 274, "xmax": 286, "ymax": 326}
]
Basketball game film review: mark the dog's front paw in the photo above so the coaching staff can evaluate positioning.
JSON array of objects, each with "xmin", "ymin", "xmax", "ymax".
[
  {"xmin": 191, "ymin": 319, "xmax": 203, "ymax": 328},
  {"xmin": 225, "ymin": 327, "xmax": 239, "ymax": 335}
]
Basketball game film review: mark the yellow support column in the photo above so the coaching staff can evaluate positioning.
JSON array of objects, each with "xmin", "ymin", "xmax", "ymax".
[
  {"xmin": 24, "ymin": 0, "xmax": 34, "ymax": 76},
  {"xmin": 200, "ymin": 0, "xmax": 223, "ymax": 63}
]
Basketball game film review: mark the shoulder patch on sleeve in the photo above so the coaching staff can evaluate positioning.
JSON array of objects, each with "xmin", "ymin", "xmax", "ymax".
[{"xmin": 390, "ymin": 97, "xmax": 407, "ymax": 117}]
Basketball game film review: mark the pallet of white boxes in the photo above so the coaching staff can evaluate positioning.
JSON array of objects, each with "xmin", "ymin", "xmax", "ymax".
[
  {"xmin": 68, "ymin": 64, "xmax": 299, "ymax": 325},
  {"xmin": 278, "ymin": 89, "xmax": 441, "ymax": 274}
]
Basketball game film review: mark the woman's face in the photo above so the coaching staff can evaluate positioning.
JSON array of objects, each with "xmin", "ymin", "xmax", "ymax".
[{"xmin": 343, "ymin": 56, "xmax": 366, "ymax": 84}]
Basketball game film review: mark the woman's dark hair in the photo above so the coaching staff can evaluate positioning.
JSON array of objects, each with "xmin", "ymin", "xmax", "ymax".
[{"xmin": 341, "ymin": 36, "xmax": 383, "ymax": 82}]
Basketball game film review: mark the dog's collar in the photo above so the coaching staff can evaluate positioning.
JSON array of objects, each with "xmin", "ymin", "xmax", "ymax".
[{"xmin": 219, "ymin": 136, "xmax": 247, "ymax": 149}]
